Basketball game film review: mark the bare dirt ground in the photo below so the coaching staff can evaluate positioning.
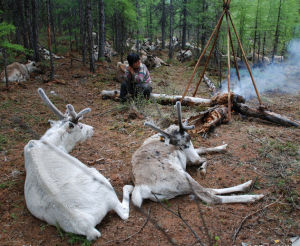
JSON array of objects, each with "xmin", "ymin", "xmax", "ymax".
[{"xmin": 0, "ymin": 55, "xmax": 299, "ymax": 246}]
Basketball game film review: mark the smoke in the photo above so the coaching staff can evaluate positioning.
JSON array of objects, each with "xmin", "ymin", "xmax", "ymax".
[{"xmin": 220, "ymin": 39, "xmax": 300, "ymax": 100}]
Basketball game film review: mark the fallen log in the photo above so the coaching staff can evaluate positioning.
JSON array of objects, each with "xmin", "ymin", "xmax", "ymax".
[
  {"xmin": 188, "ymin": 106, "xmax": 228, "ymax": 135},
  {"xmin": 100, "ymin": 90, "xmax": 212, "ymax": 106},
  {"xmin": 234, "ymin": 103, "xmax": 300, "ymax": 127}
]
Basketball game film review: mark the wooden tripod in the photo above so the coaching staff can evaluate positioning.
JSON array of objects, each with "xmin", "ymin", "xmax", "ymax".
[{"xmin": 181, "ymin": 0, "xmax": 262, "ymax": 121}]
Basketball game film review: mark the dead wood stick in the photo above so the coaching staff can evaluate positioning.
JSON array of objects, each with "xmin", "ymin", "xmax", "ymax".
[
  {"xmin": 152, "ymin": 193, "xmax": 205, "ymax": 246},
  {"xmin": 135, "ymin": 206, "xmax": 178, "ymax": 246},
  {"xmin": 104, "ymin": 207, "xmax": 151, "ymax": 245},
  {"xmin": 232, "ymin": 198, "xmax": 281, "ymax": 244}
]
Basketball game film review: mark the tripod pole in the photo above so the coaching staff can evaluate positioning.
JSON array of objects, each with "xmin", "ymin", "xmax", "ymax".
[
  {"xmin": 226, "ymin": 11, "xmax": 231, "ymax": 121},
  {"xmin": 192, "ymin": 14, "xmax": 224, "ymax": 97},
  {"xmin": 228, "ymin": 11, "xmax": 262, "ymax": 105},
  {"xmin": 181, "ymin": 10, "xmax": 225, "ymax": 102}
]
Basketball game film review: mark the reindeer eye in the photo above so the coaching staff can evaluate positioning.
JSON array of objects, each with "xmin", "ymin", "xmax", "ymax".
[{"xmin": 69, "ymin": 122, "xmax": 74, "ymax": 128}]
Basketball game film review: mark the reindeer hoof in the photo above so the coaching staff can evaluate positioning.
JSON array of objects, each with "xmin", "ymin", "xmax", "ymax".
[{"xmin": 87, "ymin": 228, "xmax": 101, "ymax": 241}]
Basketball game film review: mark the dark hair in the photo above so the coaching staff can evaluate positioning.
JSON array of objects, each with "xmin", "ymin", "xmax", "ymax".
[{"xmin": 127, "ymin": 53, "xmax": 140, "ymax": 67}]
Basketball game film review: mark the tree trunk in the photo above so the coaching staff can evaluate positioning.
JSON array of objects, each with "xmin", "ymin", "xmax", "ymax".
[
  {"xmin": 252, "ymin": 0, "xmax": 260, "ymax": 64},
  {"xmin": 31, "ymin": 0, "xmax": 40, "ymax": 62},
  {"xmin": 262, "ymin": 31, "xmax": 266, "ymax": 64},
  {"xmin": 161, "ymin": 0, "xmax": 166, "ymax": 49},
  {"xmin": 79, "ymin": 0, "xmax": 86, "ymax": 64},
  {"xmin": 135, "ymin": 0, "xmax": 140, "ymax": 53},
  {"xmin": 181, "ymin": 0, "xmax": 187, "ymax": 50},
  {"xmin": 24, "ymin": 0, "xmax": 33, "ymax": 50},
  {"xmin": 272, "ymin": 0, "xmax": 282, "ymax": 63},
  {"xmin": 86, "ymin": 0, "xmax": 95, "ymax": 73},
  {"xmin": 49, "ymin": 0, "xmax": 57, "ymax": 52},
  {"xmin": 17, "ymin": 0, "xmax": 28, "ymax": 49},
  {"xmin": 168, "ymin": 0, "xmax": 173, "ymax": 59},
  {"xmin": 3, "ymin": 48, "xmax": 9, "ymax": 88},
  {"xmin": 46, "ymin": 0, "xmax": 54, "ymax": 81},
  {"xmin": 98, "ymin": 0, "xmax": 105, "ymax": 59},
  {"xmin": 149, "ymin": 4, "xmax": 153, "ymax": 44}
]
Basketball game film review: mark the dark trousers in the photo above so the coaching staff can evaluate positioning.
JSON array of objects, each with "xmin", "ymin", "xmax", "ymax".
[{"xmin": 120, "ymin": 81, "xmax": 152, "ymax": 101}]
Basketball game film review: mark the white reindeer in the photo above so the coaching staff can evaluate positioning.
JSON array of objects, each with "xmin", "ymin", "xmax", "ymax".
[
  {"xmin": 131, "ymin": 101, "xmax": 264, "ymax": 207},
  {"xmin": 1, "ymin": 60, "xmax": 38, "ymax": 83},
  {"xmin": 24, "ymin": 88, "xmax": 133, "ymax": 241}
]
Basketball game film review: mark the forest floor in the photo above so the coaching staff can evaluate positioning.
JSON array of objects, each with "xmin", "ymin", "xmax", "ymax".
[{"xmin": 0, "ymin": 52, "xmax": 299, "ymax": 246}]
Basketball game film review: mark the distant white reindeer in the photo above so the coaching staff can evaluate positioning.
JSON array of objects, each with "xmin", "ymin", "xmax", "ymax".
[
  {"xmin": 24, "ymin": 88, "xmax": 133, "ymax": 240},
  {"xmin": 1, "ymin": 60, "xmax": 38, "ymax": 83},
  {"xmin": 131, "ymin": 101, "xmax": 264, "ymax": 207}
]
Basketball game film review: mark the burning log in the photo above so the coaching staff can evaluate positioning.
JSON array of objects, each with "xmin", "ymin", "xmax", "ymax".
[
  {"xmin": 189, "ymin": 106, "xmax": 228, "ymax": 135},
  {"xmin": 233, "ymin": 103, "xmax": 300, "ymax": 127},
  {"xmin": 211, "ymin": 92, "xmax": 245, "ymax": 106}
]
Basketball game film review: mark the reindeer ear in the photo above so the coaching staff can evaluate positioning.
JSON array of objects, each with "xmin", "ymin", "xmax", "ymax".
[{"xmin": 48, "ymin": 120, "xmax": 56, "ymax": 126}]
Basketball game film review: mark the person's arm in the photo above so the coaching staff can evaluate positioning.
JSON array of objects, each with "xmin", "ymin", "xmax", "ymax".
[{"xmin": 124, "ymin": 66, "xmax": 133, "ymax": 82}]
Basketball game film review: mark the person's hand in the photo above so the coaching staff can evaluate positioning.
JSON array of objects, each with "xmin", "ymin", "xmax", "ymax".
[{"xmin": 128, "ymin": 66, "xmax": 134, "ymax": 75}]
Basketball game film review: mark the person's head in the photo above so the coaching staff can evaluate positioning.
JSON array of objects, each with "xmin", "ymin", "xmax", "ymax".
[{"xmin": 127, "ymin": 53, "xmax": 140, "ymax": 69}]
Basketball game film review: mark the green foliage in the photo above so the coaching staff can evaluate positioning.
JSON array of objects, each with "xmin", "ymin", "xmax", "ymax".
[{"xmin": 0, "ymin": 22, "xmax": 25, "ymax": 52}]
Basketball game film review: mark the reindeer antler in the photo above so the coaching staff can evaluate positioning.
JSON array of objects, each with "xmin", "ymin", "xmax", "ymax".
[
  {"xmin": 175, "ymin": 101, "xmax": 194, "ymax": 133},
  {"xmin": 38, "ymin": 88, "xmax": 66, "ymax": 120},
  {"xmin": 66, "ymin": 104, "xmax": 91, "ymax": 124},
  {"xmin": 144, "ymin": 122, "xmax": 171, "ymax": 139}
]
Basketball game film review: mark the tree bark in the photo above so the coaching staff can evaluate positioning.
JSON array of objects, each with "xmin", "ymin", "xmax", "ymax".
[
  {"xmin": 31, "ymin": 0, "xmax": 40, "ymax": 62},
  {"xmin": 86, "ymin": 0, "xmax": 95, "ymax": 73},
  {"xmin": 272, "ymin": 0, "xmax": 282, "ymax": 63},
  {"xmin": 46, "ymin": 0, "xmax": 54, "ymax": 81},
  {"xmin": 98, "ymin": 0, "xmax": 105, "ymax": 59},
  {"xmin": 161, "ymin": 0, "xmax": 166, "ymax": 49}
]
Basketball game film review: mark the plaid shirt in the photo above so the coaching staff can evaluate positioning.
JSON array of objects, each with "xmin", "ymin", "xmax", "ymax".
[{"xmin": 125, "ymin": 63, "xmax": 152, "ymax": 84}]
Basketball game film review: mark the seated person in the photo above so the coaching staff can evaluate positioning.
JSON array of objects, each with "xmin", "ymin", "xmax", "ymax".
[{"xmin": 120, "ymin": 53, "xmax": 152, "ymax": 102}]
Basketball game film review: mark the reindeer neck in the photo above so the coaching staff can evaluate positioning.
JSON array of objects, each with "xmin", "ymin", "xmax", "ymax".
[{"xmin": 40, "ymin": 127, "xmax": 75, "ymax": 153}]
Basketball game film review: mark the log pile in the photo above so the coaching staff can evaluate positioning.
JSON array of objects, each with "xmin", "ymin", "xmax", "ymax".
[
  {"xmin": 101, "ymin": 89, "xmax": 299, "ymax": 134},
  {"xmin": 188, "ymin": 92, "xmax": 299, "ymax": 135}
]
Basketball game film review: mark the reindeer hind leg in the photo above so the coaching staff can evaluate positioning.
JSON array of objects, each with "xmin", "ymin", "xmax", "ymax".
[{"xmin": 211, "ymin": 180, "xmax": 253, "ymax": 195}]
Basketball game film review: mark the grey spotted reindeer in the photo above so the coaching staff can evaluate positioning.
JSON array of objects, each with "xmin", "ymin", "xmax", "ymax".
[
  {"xmin": 24, "ymin": 88, "xmax": 133, "ymax": 241},
  {"xmin": 131, "ymin": 101, "xmax": 264, "ymax": 207}
]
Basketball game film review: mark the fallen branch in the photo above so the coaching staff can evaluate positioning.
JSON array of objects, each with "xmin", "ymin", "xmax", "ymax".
[
  {"xmin": 135, "ymin": 206, "xmax": 179, "ymax": 246},
  {"xmin": 104, "ymin": 207, "xmax": 151, "ymax": 245},
  {"xmin": 232, "ymin": 198, "xmax": 281, "ymax": 244},
  {"xmin": 152, "ymin": 192, "xmax": 204, "ymax": 246}
]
